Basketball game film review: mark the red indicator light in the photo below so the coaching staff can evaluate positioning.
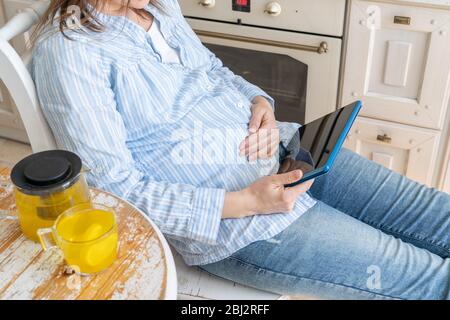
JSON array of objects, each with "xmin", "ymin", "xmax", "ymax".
[{"xmin": 232, "ymin": 0, "xmax": 250, "ymax": 12}]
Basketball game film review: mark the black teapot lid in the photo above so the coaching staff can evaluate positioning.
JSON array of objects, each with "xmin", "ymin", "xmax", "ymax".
[{"xmin": 11, "ymin": 150, "xmax": 82, "ymax": 194}]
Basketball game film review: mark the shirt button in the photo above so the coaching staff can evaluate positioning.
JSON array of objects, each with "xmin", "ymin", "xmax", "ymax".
[
  {"xmin": 237, "ymin": 101, "xmax": 246, "ymax": 109},
  {"xmin": 206, "ymin": 84, "xmax": 214, "ymax": 91}
]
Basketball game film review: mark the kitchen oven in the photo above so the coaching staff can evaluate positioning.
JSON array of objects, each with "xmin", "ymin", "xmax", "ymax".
[{"xmin": 180, "ymin": 0, "xmax": 347, "ymax": 124}]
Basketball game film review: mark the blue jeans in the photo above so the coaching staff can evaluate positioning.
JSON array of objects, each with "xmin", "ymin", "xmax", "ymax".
[{"xmin": 200, "ymin": 149, "xmax": 450, "ymax": 300}]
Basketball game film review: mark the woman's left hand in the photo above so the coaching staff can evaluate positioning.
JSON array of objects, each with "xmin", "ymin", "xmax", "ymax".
[{"xmin": 239, "ymin": 96, "xmax": 280, "ymax": 161}]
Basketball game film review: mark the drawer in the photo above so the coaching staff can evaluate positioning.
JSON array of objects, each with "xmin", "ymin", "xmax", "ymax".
[
  {"xmin": 342, "ymin": 0, "xmax": 450, "ymax": 129},
  {"xmin": 180, "ymin": 0, "xmax": 346, "ymax": 37},
  {"xmin": 344, "ymin": 117, "xmax": 441, "ymax": 186}
]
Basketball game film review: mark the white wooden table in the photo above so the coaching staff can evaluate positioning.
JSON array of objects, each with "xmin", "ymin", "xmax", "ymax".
[{"xmin": 0, "ymin": 167, "xmax": 177, "ymax": 300}]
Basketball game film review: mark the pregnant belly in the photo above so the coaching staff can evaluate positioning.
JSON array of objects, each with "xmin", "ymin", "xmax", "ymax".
[{"xmin": 153, "ymin": 123, "xmax": 279, "ymax": 190}]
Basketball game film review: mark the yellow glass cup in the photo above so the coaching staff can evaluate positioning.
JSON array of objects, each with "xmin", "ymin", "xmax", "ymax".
[{"xmin": 37, "ymin": 203, "xmax": 118, "ymax": 275}]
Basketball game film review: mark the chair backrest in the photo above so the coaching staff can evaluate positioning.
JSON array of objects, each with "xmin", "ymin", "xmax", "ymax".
[{"xmin": 0, "ymin": 0, "xmax": 56, "ymax": 153}]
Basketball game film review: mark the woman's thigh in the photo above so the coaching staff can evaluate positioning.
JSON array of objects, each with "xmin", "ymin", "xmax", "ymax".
[
  {"xmin": 200, "ymin": 202, "xmax": 450, "ymax": 300},
  {"xmin": 310, "ymin": 148, "xmax": 450, "ymax": 258}
]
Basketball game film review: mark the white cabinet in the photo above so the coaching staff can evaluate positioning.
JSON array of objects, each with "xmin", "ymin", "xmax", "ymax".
[
  {"xmin": 0, "ymin": 0, "xmax": 34, "ymax": 143},
  {"xmin": 342, "ymin": 0, "xmax": 450, "ymax": 189},
  {"xmin": 441, "ymin": 145, "xmax": 450, "ymax": 193},
  {"xmin": 344, "ymin": 117, "xmax": 440, "ymax": 186},
  {"xmin": 342, "ymin": 0, "xmax": 450, "ymax": 130}
]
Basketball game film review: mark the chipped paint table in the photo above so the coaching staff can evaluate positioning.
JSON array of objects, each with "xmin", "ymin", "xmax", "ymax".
[{"xmin": 0, "ymin": 167, "xmax": 177, "ymax": 300}]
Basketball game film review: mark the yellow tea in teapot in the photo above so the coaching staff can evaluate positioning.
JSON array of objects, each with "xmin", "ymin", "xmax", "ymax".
[
  {"xmin": 11, "ymin": 150, "xmax": 91, "ymax": 242},
  {"xmin": 15, "ymin": 177, "xmax": 90, "ymax": 242}
]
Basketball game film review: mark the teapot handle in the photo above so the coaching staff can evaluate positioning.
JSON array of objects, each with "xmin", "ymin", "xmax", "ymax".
[{"xmin": 0, "ymin": 178, "xmax": 17, "ymax": 220}]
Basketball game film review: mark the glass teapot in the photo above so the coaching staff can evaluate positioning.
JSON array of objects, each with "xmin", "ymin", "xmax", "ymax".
[{"xmin": 1, "ymin": 150, "xmax": 91, "ymax": 242}]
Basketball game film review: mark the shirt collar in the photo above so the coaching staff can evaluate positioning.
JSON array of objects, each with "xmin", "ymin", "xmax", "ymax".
[{"xmin": 86, "ymin": 3, "xmax": 175, "ymax": 45}]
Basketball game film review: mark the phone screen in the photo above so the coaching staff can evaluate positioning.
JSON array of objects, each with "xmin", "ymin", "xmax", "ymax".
[{"xmin": 278, "ymin": 102, "xmax": 360, "ymax": 177}]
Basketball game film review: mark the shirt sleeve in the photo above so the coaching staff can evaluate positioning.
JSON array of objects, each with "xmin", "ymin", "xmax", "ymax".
[{"xmin": 32, "ymin": 35, "xmax": 224, "ymax": 245}]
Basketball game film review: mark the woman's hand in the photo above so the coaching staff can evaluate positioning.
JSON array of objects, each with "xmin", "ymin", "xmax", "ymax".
[
  {"xmin": 222, "ymin": 170, "xmax": 314, "ymax": 219},
  {"xmin": 239, "ymin": 96, "xmax": 280, "ymax": 161}
]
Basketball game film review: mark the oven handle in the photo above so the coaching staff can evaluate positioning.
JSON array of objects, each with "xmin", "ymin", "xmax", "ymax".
[{"xmin": 193, "ymin": 29, "xmax": 328, "ymax": 54}]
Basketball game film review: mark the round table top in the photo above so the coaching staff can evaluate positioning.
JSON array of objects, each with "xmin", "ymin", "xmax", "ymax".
[{"xmin": 0, "ymin": 167, "xmax": 177, "ymax": 300}]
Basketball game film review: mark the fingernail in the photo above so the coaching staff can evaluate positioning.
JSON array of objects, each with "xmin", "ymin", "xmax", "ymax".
[{"xmin": 249, "ymin": 127, "xmax": 257, "ymax": 133}]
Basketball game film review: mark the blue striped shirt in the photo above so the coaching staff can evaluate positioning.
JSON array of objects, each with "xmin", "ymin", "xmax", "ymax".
[{"xmin": 30, "ymin": 1, "xmax": 316, "ymax": 265}]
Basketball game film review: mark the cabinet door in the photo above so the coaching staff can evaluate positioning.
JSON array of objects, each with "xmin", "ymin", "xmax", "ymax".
[
  {"xmin": 0, "ymin": 79, "xmax": 27, "ymax": 141},
  {"xmin": 344, "ymin": 117, "xmax": 441, "ymax": 186},
  {"xmin": 441, "ymin": 146, "xmax": 450, "ymax": 194},
  {"xmin": 0, "ymin": 0, "xmax": 34, "ymax": 142},
  {"xmin": 342, "ymin": 0, "xmax": 450, "ymax": 130}
]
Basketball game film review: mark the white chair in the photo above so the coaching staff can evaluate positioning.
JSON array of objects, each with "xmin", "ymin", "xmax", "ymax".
[
  {"xmin": 0, "ymin": 2, "xmax": 281, "ymax": 300},
  {"xmin": 0, "ymin": 0, "xmax": 55, "ymax": 153}
]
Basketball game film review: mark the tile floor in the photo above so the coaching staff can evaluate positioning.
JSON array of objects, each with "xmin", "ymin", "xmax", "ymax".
[{"xmin": 0, "ymin": 138, "xmax": 32, "ymax": 168}]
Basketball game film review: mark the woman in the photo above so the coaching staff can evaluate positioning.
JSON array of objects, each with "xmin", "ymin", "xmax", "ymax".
[{"xmin": 31, "ymin": 0, "xmax": 450, "ymax": 299}]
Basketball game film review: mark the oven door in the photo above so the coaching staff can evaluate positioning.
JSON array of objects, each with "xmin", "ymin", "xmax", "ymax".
[{"xmin": 187, "ymin": 19, "xmax": 342, "ymax": 124}]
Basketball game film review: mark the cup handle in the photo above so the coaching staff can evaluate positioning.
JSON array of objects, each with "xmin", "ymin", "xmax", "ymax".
[
  {"xmin": 0, "ymin": 179, "xmax": 16, "ymax": 220},
  {"xmin": 37, "ymin": 228, "xmax": 57, "ymax": 251}
]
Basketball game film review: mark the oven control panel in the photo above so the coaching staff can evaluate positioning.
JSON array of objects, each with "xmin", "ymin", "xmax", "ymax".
[
  {"xmin": 181, "ymin": 0, "xmax": 346, "ymax": 37},
  {"xmin": 232, "ymin": 0, "xmax": 251, "ymax": 13}
]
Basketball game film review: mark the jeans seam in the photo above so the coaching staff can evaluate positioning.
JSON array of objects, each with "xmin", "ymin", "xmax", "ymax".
[
  {"xmin": 356, "ymin": 217, "xmax": 450, "ymax": 254},
  {"xmin": 226, "ymin": 256, "xmax": 403, "ymax": 300}
]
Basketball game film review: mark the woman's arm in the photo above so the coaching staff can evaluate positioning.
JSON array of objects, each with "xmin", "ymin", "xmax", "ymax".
[
  {"xmin": 223, "ymin": 170, "xmax": 314, "ymax": 219},
  {"xmin": 32, "ymin": 36, "xmax": 225, "ymax": 245},
  {"xmin": 33, "ymin": 36, "xmax": 312, "ymax": 230}
]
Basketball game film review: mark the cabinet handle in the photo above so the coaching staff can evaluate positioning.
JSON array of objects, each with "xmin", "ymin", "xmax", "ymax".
[
  {"xmin": 377, "ymin": 134, "xmax": 392, "ymax": 144},
  {"xmin": 193, "ymin": 29, "xmax": 329, "ymax": 54},
  {"xmin": 394, "ymin": 16, "xmax": 411, "ymax": 25}
]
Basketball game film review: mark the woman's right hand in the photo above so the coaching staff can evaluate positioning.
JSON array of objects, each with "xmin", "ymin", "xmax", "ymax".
[{"xmin": 222, "ymin": 170, "xmax": 314, "ymax": 219}]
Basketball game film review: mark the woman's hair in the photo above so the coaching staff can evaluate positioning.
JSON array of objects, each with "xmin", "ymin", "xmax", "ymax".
[{"xmin": 33, "ymin": 0, "xmax": 160, "ymax": 40}]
